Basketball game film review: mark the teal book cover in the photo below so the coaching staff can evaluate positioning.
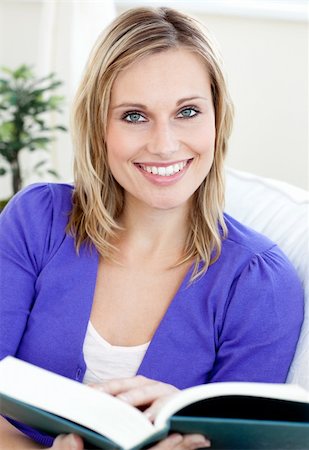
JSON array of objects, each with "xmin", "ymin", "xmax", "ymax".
[
  {"xmin": 171, "ymin": 416, "xmax": 309, "ymax": 449},
  {"xmin": 168, "ymin": 393, "xmax": 309, "ymax": 449}
]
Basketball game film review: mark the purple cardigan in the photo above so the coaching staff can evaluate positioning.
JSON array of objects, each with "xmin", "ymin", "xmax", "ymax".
[{"xmin": 0, "ymin": 183, "xmax": 304, "ymax": 446}]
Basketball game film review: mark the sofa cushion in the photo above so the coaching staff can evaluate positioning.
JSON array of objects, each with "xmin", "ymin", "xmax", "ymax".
[{"xmin": 225, "ymin": 167, "xmax": 309, "ymax": 389}]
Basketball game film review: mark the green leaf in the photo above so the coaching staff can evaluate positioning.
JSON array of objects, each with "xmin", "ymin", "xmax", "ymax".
[
  {"xmin": 13, "ymin": 65, "xmax": 33, "ymax": 80},
  {"xmin": 0, "ymin": 122, "xmax": 15, "ymax": 140},
  {"xmin": 27, "ymin": 137, "xmax": 51, "ymax": 149},
  {"xmin": 1, "ymin": 67, "xmax": 14, "ymax": 76},
  {"xmin": 33, "ymin": 118, "xmax": 48, "ymax": 130},
  {"xmin": 31, "ymin": 81, "xmax": 63, "ymax": 97},
  {"xmin": 54, "ymin": 125, "xmax": 67, "ymax": 132},
  {"xmin": 47, "ymin": 95, "xmax": 65, "ymax": 109},
  {"xmin": 47, "ymin": 169, "xmax": 59, "ymax": 178},
  {"xmin": 0, "ymin": 167, "xmax": 7, "ymax": 175},
  {"xmin": 6, "ymin": 92, "xmax": 18, "ymax": 106},
  {"xmin": 0, "ymin": 79, "xmax": 9, "ymax": 90},
  {"xmin": 29, "ymin": 73, "xmax": 56, "ymax": 88},
  {"xmin": 33, "ymin": 160, "xmax": 47, "ymax": 170}
]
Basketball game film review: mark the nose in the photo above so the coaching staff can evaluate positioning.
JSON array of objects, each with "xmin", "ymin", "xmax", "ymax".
[{"xmin": 147, "ymin": 121, "xmax": 180, "ymax": 158}]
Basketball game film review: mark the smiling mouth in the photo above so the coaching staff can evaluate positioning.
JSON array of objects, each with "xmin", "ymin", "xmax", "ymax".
[{"xmin": 135, "ymin": 159, "xmax": 193, "ymax": 177}]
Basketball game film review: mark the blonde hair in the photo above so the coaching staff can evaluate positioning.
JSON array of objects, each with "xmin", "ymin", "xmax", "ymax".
[{"xmin": 67, "ymin": 6, "xmax": 234, "ymax": 281}]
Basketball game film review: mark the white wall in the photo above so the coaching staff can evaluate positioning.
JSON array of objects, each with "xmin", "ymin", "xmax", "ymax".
[
  {"xmin": 0, "ymin": 0, "xmax": 308, "ymax": 200},
  {"xmin": 195, "ymin": 12, "xmax": 309, "ymax": 190}
]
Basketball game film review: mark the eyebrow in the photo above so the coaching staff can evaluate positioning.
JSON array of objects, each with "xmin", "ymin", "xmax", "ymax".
[{"xmin": 112, "ymin": 96, "xmax": 209, "ymax": 110}]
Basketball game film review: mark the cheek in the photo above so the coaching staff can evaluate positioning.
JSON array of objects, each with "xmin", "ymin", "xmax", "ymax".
[
  {"xmin": 195, "ymin": 124, "xmax": 216, "ymax": 158},
  {"xmin": 106, "ymin": 135, "xmax": 123, "ymax": 182},
  {"xmin": 106, "ymin": 124, "xmax": 139, "ymax": 165},
  {"xmin": 106, "ymin": 130, "xmax": 127, "ymax": 174},
  {"xmin": 188, "ymin": 113, "xmax": 215, "ymax": 149}
]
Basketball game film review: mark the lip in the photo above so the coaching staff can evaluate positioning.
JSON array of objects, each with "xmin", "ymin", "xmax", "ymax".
[{"xmin": 133, "ymin": 158, "xmax": 193, "ymax": 186}]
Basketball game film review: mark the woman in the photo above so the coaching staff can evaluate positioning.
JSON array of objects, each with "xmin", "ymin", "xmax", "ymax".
[{"xmin": 0, "ymin": 7, "xmax": 303, "ymax": 450}]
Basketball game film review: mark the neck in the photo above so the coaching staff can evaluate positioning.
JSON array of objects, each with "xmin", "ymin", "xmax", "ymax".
[{"xmin": 115, "ymin": 196, "xmax": 191, "ymax": 266}]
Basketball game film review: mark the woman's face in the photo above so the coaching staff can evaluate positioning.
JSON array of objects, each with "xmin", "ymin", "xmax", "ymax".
[{"xmin": 106, "ymin": 48, "xmax": 216, "ymax": 212}]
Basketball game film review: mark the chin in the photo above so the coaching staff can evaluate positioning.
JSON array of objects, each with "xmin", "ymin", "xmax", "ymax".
[{"xmin": 144, "ymin": 195, "xmax": 191, "ymax": 212}]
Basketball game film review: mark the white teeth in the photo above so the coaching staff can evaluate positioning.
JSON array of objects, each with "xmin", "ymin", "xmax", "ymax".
[
  {"xmin": 166, "ymin": 165, "xmax": 174, "ymax": 176},
  {"xmin": 139, "ymin": 160, "xmax": 189, "ymax": 176}
]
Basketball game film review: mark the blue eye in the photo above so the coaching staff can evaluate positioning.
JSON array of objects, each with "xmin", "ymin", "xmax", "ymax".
[
  {"xmin": 178, "ymin": 108, "xmax": 199, "ymax": 119},
  {"xmin": 122, "ymin": 112, "xmax": 146, "ymax": 123}
]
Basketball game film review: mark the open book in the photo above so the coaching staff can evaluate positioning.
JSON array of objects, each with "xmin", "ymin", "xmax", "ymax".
[{"xmin": 0, "ymin": 356, "xmax": 309, "ymax": 450}]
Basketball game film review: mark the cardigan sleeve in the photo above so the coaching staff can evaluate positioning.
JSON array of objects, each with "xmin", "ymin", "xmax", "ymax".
[
  {"xmin": 208, "ymin": 244, "xmax": 304, "ymax": 383},
  {"xmin": 0, "ymin": 183, "xmax": 77, "ymax": 447},
  {"xmin": 0, "ymin": 184, "xmax": 54, "ymax": 359}
]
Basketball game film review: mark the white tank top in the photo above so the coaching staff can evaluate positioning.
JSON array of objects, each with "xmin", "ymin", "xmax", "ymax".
[{"xmin": 82, "ymin": 321, "xmax": 150, "ymax": 385}]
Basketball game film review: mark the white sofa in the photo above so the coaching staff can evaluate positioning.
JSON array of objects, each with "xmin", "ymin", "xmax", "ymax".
[{"xmin": 225, "ymin": 167, "xmax": 309, "ymax": 390}]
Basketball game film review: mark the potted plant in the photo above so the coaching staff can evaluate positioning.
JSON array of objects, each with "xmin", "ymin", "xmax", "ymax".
[{"xmin": 0, "ymin": 64, "xmax": 67, "ymax": 210}]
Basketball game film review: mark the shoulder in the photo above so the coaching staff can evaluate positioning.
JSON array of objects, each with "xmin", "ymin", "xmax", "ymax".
[
  {"xmin": 216, "ymin": 213, "xmax": 302, "ymax": 291},
  {"xmin": 223, "ymin": 213, "xmax": 275, "ymax": 256},
  {"xmin": 221, "ymin": 213, "xmax": 290, "ymax": 270},
  {"xmin": 5, "ymin": 182, "xmax": 74, "ymax": 213},
  {"xmin": 1, "ymin": 183, "xmax": 74, "ymax": 228},
  {"xmin": 0, "ymin": 183, "xmax": 75, "ymax": 272}
]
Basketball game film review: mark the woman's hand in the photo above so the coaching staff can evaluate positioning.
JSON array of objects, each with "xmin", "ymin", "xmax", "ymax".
[
  {"xmin": 91, "ymin": 376, "xmax": 211, "ymax": 449},
  {"xmin": 91, "ymin": 375, "xmax": 178, "ymax": 420}
]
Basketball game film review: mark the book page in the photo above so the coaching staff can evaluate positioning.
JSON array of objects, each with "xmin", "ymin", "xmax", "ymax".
[
  {"xmin": 0, "ymin": 357, "xmax": 158, "ymax": 449},
  {"xmin": 154, "ymin": 382, "xmax": 309, "ymax": 428}
]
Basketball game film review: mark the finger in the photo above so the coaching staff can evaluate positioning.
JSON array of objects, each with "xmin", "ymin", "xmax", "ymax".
[
  {"xmin": 147, "ymin": 433, "xmax": 184, "ymax": 449},
  {"xmin": 116, "ymin": 381, "xmax": 178, "ymax": 407},
  {"xmin": 91, "ymin": 376, "xmax": 178, "ymax": 408},
  {"xmin": 180, "ymin": 434, "xmax": 211, "ymax": 449},
  {"xmin": 90, "ymin": 375, "xmax": 150, "ymax": 396},
  {"xmin": 52, "ymin": 434, "xmax": 84, "ymax": 450},
  {"xmin": 144, "ymin": 394, "xmax": 177, "ymax": 422},
  {"xmin": 147, "ymin": 433, "xmax": 211, "ymax": 450}
]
